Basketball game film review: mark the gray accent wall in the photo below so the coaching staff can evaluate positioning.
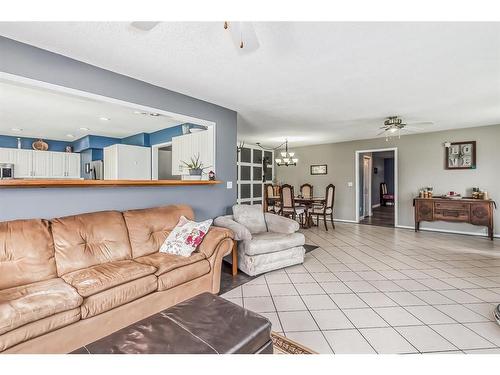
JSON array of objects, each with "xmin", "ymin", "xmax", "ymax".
[
  {"xmin": 276, "ymin": 124, "xmax": 500, "ymax": 237},
  {"xmin": 0, "ymin": 37, "xmax": 237, "ymax": 221}
]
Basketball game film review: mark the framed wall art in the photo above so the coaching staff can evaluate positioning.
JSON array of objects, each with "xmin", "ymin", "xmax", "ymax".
[
  {"xmin": 445, "ymin": 141, "xmax": 476, "ymax": 170},
  {"xmin": 310, "ymin": 164, "xmax": 327, "ymax": 175}
]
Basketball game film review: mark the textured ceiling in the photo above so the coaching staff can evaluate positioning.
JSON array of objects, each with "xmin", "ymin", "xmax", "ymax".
[{"xmin": 1, "ymin": 22, "xmax": 499, "ymax": 146}]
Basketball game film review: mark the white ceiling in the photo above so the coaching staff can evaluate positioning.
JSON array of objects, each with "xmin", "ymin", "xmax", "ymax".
[
  {"xmin": 0, "ymin": 79, "xmax": 182, "ymax": 141},
  {"xmin": 1, "ymin": 22, "xmax": 499, "ymax": 146}
]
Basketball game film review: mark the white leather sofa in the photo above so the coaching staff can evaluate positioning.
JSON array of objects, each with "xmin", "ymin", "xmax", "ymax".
[{"xmin": 214, "ymin": 205, "xmax": 305, "ymax": 276}]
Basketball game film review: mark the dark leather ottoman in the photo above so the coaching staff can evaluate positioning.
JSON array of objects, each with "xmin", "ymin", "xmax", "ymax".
[{"xmin": 72, "ymin": 293, "xmax": 273, "ymax": 354}]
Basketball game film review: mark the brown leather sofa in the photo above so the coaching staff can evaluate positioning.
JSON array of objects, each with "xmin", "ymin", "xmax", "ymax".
[{"xmin": 0, "ymin": 205, "xmax": 233, "ymax": 354}]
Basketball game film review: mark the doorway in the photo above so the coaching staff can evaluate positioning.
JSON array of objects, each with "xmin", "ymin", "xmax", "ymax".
[
  {"xmin": 355, "ymin": 148, "xmax": 397, "ymax": 227},
  {"xmin": 151, "ymin": 141, "xmax": 180, "ymax": 180}
]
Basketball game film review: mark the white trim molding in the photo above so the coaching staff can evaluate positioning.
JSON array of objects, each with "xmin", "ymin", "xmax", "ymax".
[{"xmin": 396, "ymin": 224, "xmax": 500, "ymax": 239}]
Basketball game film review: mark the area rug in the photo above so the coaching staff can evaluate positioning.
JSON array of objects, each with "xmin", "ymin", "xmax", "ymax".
[
  {"xmin": 219, "ymin": 244, "xmax": 319, "ymax": 295},
  {"xmin": 271, "ymin": 332, "xmax": 316, "ymax": 354}
]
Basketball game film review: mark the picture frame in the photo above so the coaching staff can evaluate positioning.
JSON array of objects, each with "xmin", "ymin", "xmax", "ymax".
[
  {"xmin": 445, "ymin": 141, "xmax": 476, "ymax": 170},
  {"xmin": 310, "ymin": 164, "xmax": 327, "ymax": 175}
]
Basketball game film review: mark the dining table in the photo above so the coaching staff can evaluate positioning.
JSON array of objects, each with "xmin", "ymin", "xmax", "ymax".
[
  {"xmin": 295, "ymin": 197, "xmax": 326, "ymax": 228},
  {"xmin": 264, "ymin": 195, "xmax": 326, "ymax": 229}
]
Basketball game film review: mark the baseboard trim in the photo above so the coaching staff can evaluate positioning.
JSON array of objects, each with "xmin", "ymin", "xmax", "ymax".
[
  {"xmin": 372, "ymin": 204, "xmax": 381, "ymax": 209},
  {"xmin": 310, "ymin": 217, "xmax": 358, "ymax": 224},
  {"xmin": 395, "ymin": 224, "xmax": 500, "ymax": 239}
]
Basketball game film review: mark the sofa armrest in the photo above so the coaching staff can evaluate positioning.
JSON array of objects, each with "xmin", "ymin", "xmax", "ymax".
[
  {"xmin": 198, "ymin": 226, "xmax": 234, "ymax": 259},
  {"xmin": 264, "ymin": 213, "xmax": 300, "ymax": 234},
  {"xmin": 213, "ymin": 215, "xmax": 252, "ymax": 241}
]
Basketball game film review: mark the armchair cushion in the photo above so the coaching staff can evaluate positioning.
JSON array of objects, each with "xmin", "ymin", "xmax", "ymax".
[
  {"xmin": 264, "ymin": 213, "xmax": 300, "ymax": 234},
  {"xmin": 213, "ymin": 215, "xmax": 252, "ymax": 241},
  {"xmin": 240, "ymin": 232, "xmax": 305, "ymax": 256},
  {"xmin": 232, "ymin": 204, "xmax": 267, "ymax": 234}
]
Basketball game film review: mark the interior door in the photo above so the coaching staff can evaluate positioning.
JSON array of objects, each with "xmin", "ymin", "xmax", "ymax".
[{"xmin": 363, "ymin": 156, "xmax": 372, "ymax": 217}]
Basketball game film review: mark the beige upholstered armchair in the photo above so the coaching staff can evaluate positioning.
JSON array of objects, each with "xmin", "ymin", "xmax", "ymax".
[{"xmin": 214, "ymin": 204, "xmax": 305, "ymax": 276}]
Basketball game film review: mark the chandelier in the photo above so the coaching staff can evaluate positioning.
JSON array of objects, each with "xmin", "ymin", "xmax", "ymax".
[{"xmin": 274, "ymin": 139, "xmax": 298, "ymax": 167}]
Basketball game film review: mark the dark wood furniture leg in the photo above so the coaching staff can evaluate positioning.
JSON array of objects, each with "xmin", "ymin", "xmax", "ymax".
[{"xmin": 232, "ymin": 241, "xmax": 238, "ymax": 276}]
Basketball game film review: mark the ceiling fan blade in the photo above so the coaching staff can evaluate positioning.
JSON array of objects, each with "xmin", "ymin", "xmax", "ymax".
[
  {"xmin": 377, "ymin": 130, "xmax": 387, "ymax": 136},
  {"xmin": 130, "ymin": 22, "xmax": 161, "ymax": 31},
  {"xmin": 406, "ymin": 121, "xmax": 434, "ymax": 127},
  {"xmin": 226, "ymin": 22, "xmax": 260, "ymax": 53},
  {"xmin": 404, "ymin": 125, "xmax": 428, "ymax": 132}
]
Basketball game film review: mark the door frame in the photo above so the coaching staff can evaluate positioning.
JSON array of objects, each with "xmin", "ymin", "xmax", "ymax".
[
  {"xmin": 151, "ymin": 141, "xmax": 172, "ymax": 180},
  {"xmin": 355, "ymin": 147, "xmax": 398, "ymax": 225},
  {"xmin": 361, "ymin": 155, "xmax": 372, "ymax": 219}
]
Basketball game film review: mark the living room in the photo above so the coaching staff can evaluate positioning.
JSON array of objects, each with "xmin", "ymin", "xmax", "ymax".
[{"xmin": 1, "ymin": 1, "xmax": 500, "ymax": 373}]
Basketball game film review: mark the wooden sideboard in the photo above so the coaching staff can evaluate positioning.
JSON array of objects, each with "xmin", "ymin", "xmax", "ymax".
[{"xmin": 414, "ymin": 197, "xmax": 496, "ymax": 240}]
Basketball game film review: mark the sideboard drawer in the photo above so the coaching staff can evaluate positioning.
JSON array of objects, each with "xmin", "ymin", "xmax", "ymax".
[
  {"xmin": 434, "ymin": 209, "xmax": 469, "ymax": 222},
  {"xmin": 434, "ymin": 202, "xmax": 470, "ymax": 211}
]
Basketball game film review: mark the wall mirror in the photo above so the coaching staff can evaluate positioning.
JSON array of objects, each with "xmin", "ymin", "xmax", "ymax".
[{"xmin": 0, "ymin": 76, "xmax": 216, "ymax": 181}]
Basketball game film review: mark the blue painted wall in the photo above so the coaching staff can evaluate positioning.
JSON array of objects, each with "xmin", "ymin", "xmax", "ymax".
[
  {"xmin": 0, "ymin": 36, "xmax": 237, "ymax": 221},
  {"xmin": 0, "ymin": 134, "xmax": 72, "ymax": 152},
  {"xmin": 384, "ymin": 157, "xmax": 395, "ymax": 194}
]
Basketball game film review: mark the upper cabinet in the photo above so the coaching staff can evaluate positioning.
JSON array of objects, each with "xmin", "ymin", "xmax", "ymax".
[
  {"xmin": 171, "ymin": 127, "xmax": 215, "ymax": 178},
  {"xmin": 0, "ymin": 148, "xmax": 81, "ymax": 179}
]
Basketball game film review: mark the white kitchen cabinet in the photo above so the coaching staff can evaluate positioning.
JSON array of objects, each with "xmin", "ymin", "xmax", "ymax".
[
  {"xmin": 104, "ymin": 144, "xmax": 151, "ymax": 180},
  {"xmin": 171, "ymin": 127, "xmax": 214, "ymax": 179},
  {"xmin": 32, "ymin": 151, "xmax": 51, "ymax": 178},
  {"xmin": 65, "ymin": 153, "xmax": 81, "ymax": 178},
  {"xmin": 50, "ymin": 152, "xmax": 80, "ymax": 178},
  {"xmin": 0, "ymin": 148, "xmax": 15, "ymax": 164},
  {"xmin": 13, "ymin": 149, "xmax": 33, "ymax": 178},
  {"xmin": 0, "ymin": 147, "xmax": 81, "ymax": 179},
  {"xmin": 50, "ymin": 152, "xmax": 67, "ymax": 178}
]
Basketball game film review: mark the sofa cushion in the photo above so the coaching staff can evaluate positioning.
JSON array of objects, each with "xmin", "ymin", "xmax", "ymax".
[
  {"xmin": 157, "ymin": 260, "xmax": 211, "ymax": 291},
  {"xmin": 61, "ymin": 260, "xmax": 157, "ymax": 297},
  {"xmin": 232, "ymin": 204, "xmax": 267, "ymax": 234},
  {"xmin": 239, "ymin": 232, "xmax": 305, "ymax": 256},
  {"xmin": 0, "ymin": 308, "xmax": 80, "ymax": 352},
  {"xmin": 0, "ymin": 278, "xmax": 82, "ymax": 336},
  {"xmin": 80, "ymin": 275, "xmax": 157, "ymax": 319},
  {"xmin": 123, "ymin": 205, "xmax": 195, "ymax": 258},
  {"xmin": 0, "ymin": 219, "xmax": 57, "ymax": 290},
  {"xmin": 52, "ymin": 211, "xmax": 132, "ymax": 276},
  {"xmin": 135, "ymin": 252, "xmax": 206, "ymax": 277}
]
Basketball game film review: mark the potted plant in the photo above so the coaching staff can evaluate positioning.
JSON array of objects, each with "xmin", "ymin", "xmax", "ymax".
[{"xmin": 181, "ymin": 154, "xmax": 211, "ymax": 178}]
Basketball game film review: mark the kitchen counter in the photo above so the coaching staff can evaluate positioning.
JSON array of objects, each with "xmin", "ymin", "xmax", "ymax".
[{"xmin": 0, "ymin": 179, "xmax": 222, "ymax": 188}]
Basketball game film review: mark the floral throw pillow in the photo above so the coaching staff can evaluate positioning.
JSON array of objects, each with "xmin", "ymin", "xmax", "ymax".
[{"xmin": 160, "ymin": 216, "xmax": 212, "ymax": 257}]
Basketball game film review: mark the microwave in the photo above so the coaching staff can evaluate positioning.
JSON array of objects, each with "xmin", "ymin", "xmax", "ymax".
[{"xmin": 0, "ymin": 163, "xmax": 14, "ymax": 179}]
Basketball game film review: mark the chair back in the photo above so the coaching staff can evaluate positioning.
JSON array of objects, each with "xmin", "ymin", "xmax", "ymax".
[
  {"xmin": 325, "ymin": 184, "xmax": 335, "ymax": 210},
  {"xmin": 280, "ymin": 184, "xmax": 296, "ymax": 212},
  {"xmin": 300, "ymin": 183, "xmax": 313, "ymax": 199},
  {"xmin": 265, "ymin": 183, "xmax": 275, "ymax": 200},
  {"xmin": 380, "ymin": 182, "xmax": 388, "ymax": 195}
]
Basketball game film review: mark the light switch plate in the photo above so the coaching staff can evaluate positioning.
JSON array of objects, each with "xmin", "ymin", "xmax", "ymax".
[
  {"xmin": 348, "ymin": 182, "xmax": 353, "ymax": 187},
  {"xmin": 226, "ymin": 181, "xmax": 233, "ymax": 189}
]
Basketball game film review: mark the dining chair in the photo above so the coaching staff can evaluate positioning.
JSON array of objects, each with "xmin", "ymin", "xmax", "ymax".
[
  {"xmin": 300, "ymin": 183, "xmax": 313, "ymax": 199},
  {"xmin": 279, "ymin": 184, "xmax": 305, "ymax": 225},
  {"xmin": 264, "ymin": 183, "xmax": 278, "ymax": 212},
  {"xmin": 312, "ymin": 184, "xmax": 335, "ymax": 231},
  {"xmin": 380, "ymin": 182, "xmax": 394, "ymax": 206}
]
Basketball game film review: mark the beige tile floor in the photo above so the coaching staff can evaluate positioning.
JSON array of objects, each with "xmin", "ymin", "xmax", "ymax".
[{"xmin": 220, "ymin": 223, "xmax": 500, "ymax": 354}]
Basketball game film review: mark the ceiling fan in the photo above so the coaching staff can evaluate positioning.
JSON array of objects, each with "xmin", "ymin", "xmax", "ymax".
[
  {"xmin": 378, "ymin": 116, "xmax": 434, "ymax": 140},
  {"xmin": 130, "ymin": 21, "xmax": 260, "ymax": 53}
]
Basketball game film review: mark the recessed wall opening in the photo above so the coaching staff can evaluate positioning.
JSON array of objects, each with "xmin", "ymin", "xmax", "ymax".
[{"xmin": 355, "ymin": 148, "xmax": 397, "ymax": 227}]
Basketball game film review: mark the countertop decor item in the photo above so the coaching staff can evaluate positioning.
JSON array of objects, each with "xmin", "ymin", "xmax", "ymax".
[
  {"xmin": 445, "ymin": 141, "xmax": 476, "ymax": 169},
  {"xmin": 32, "ymin": 139, "xmax": 48, "ymax": 151},
  {"xmin": 181, "ymin": 153, "xmax": 211, "ymax": 179}
]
